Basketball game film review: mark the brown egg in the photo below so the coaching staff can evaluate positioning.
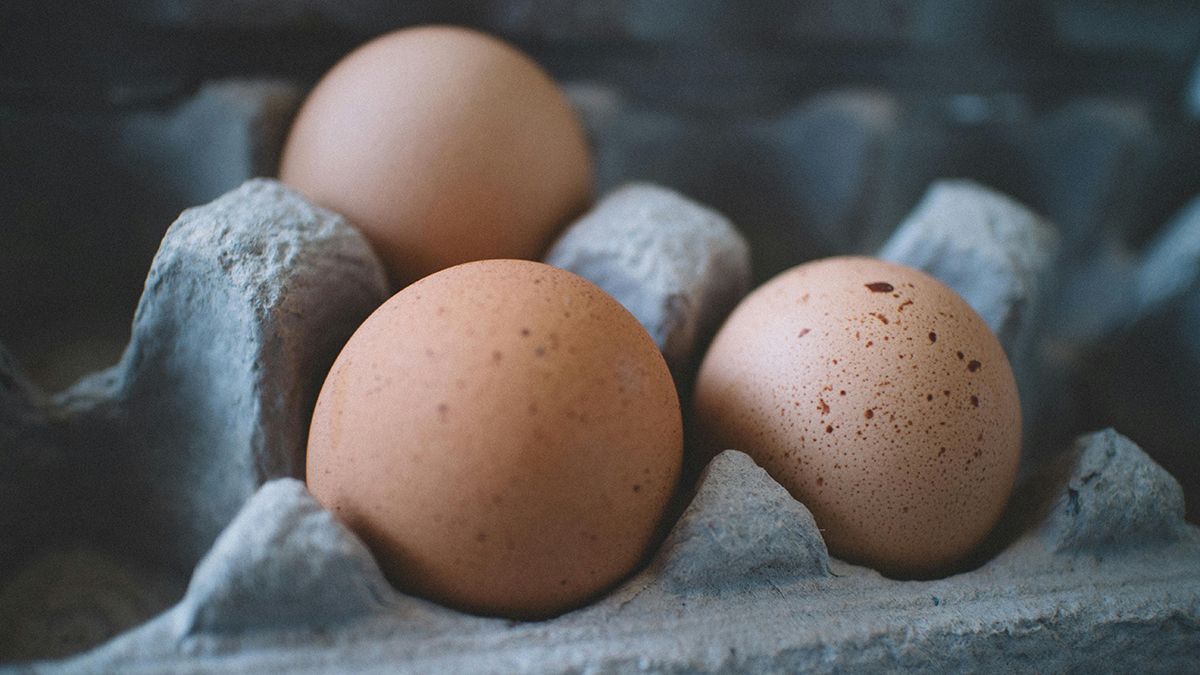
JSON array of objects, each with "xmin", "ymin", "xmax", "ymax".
[
  {"xmin": 279, "ymin": 25, "xmax": 593, "ymax": 287},
  {"xmin": 307, "ymin": 260, "xmax": 682, "ymax": 619},
  {"xmin": 693, "ymin": 257, "xmax": 1020, "ymax": 576}
]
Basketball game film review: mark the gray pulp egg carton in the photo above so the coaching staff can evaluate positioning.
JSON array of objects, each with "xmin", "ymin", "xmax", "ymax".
[{"xmin": 2, "ymin": 176, "xmax": 1198, "ymax": 673}]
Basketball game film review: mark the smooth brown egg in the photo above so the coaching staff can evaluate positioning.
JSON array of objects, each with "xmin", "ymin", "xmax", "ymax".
[
  {"xmin": 693, "ymin": 257, "xmax": 1020, "ymax": 576},
  {"xmin": 279, "ymin": 25, "xmax": 593, "ymax": 287},
  {"xmin": 306, "ymin": 260, "xmax": 682, "ymax": 619}
]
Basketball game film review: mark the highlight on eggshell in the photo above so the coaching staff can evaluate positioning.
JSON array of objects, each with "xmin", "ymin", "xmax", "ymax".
[
  {"xmin": 306, "ymin": 259, "xmax": 683, "ymax": 620},
  {"xmin": 279, "ymin": 25, "xmax": 594, "ymax": 288},
  {"xmin": 693, "ymin": 256, "xmax": 1022, "ymax": 577}
]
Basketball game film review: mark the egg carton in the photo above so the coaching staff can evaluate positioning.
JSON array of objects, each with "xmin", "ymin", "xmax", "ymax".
[{"xmin": 1, "ymin": 176, "xmax": 1198, "ymax": 673}]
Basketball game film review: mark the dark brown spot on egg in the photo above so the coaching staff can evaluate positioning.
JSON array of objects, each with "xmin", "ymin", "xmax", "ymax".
[
  {"xmin": 872, "ymin": 313, "xmax": 890, "ymax": 325},
  {"xmin": 898, "ymin": 300, "xmax": 913, "ymax": 311},
  {"xmin": 825, "ymin": 425, "xmax": 834, "ymax": 433},
  {"xmin": 929, "ymin": 332, "xmax": 937, "ymax": 343},
  {"xmin": 798, "ymin": 328, "xmax": 811, "ymax": 338},
  {"xmin": 957, "ymin": 351, "xmax": 964, "ymax": 360},
  {"xmin": 866, "ymin": 282, "xmax": 894, "ymax": 293},
  {"xmin": 818, "ymin": 399, "xmax": 830, "ymax": 415},
  {"xmin": 970, "ymin": 395, "xmax": 980, "ymax": 408},
  {"xmin": 632, "ymin": 484, "xmax": 641, "ymax": 493},
  {"xmin": 864, "ymin": 409, "xmax": 875, "ymax": 419},
  {"xmin": 968, "ymin": 360, "xmax": 981, "ymax": 372},
  {"xmin": 520, "ymin": 328, "xmax": 531, "ymax": 337}
]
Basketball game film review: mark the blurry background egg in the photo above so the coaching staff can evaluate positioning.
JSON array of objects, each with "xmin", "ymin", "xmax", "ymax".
[
  {"xmin": 693, "ymin": 257, "xmax": 1021, "ymax": 577},
  {"xmin": 306, "ymin": 260, "xmax": 682, "ymax": 619},
  {"xmin": 279, "ymin": 26, "xmax": 593, "ymax": 287}
]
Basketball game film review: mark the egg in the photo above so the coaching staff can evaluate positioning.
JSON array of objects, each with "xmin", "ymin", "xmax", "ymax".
[
  {"xmin": 693, "ymin": 257, "xmax": 1020, "ymax": 576},
  {"xmin": 306, "ymin": 260, "xmax": 682, "ymax": 619},
  {"xmin": 279, "ymin": 25, "xmax": 593, "ymax": 287}
]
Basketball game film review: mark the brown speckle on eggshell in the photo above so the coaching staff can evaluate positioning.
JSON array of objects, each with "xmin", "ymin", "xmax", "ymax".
[{"xmin": 693, "ymin": 256, "xmax": 1021, "ymax": 577}]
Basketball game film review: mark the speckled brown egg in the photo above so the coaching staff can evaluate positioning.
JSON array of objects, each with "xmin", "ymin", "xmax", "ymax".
[
  {"xmin": 693, "ymin": 256, "xmax": 1020, "ymax": 576},
  {"xmin": 306, "ymin": 259, "xmax": 682, "ymax": 619},
  {"xmin": 279, "ymin": 25, "xmax": 593, "ymax": 288}
]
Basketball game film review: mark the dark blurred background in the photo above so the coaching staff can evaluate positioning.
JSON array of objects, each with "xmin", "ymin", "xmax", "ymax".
[{"xmin": 2, "ymin": 1, "xmax": 1199, "ymax": 516}]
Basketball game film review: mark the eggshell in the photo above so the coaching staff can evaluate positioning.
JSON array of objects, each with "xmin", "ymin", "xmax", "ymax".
[
  {"xmin": 279, "ymin": 25, "xmax": 593, "ymax": 287},
  {"xmin": 306, "ymin": 260, "xmax": 682, "ymax": 619},
  {"xmin": 693, "ymin": 256, "xmax": 1021, "ymax": 576}
]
